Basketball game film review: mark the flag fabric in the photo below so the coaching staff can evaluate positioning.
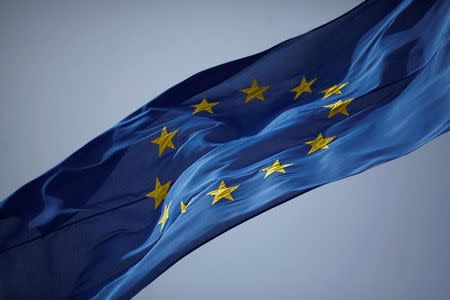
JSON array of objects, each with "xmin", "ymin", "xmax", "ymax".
[{"xmin": 1, "ymin": 0, "xmax": 449, "ymax": 298}]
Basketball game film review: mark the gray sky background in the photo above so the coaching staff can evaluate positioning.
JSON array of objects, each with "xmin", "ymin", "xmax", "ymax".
[{"xmin": 1, "ymin": 1, "xmax": 449, "ymax": 299}]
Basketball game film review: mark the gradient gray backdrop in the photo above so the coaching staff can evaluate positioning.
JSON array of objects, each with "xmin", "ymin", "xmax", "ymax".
[{"xmin": 1, "ymin": 1, "xmax": 449, "ymax": 299}]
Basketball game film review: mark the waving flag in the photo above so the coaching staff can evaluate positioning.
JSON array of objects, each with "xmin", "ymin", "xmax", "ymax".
[{"xmin": 1, "ymin": 0, "xmax": 449, "ymax": 298}]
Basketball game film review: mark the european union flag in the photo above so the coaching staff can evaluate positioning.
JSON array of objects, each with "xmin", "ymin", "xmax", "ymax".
[{"xmin": 1, "ymin": 0, "xmax": 449, "ymax": 298}]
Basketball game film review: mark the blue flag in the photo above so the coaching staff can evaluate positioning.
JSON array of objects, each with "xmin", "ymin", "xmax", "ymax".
[{"xmin": 1, "ymin": 0, "xmax": 449, "ymax": 298}]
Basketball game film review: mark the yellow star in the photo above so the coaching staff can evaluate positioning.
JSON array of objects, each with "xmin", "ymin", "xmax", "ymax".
[
  {"xmin": 324, "ymin": 98, "xmax": 354, "ymax": 118},
  {"xmin": 240, "ymin": 79, "xmax": 270, "ymax": 103},
  {"xmin": 290, "ymin": 76, "xmax": 317, "ymax": 100},
  {"xmin": 320, "ymin": 82, "xmax": 349, "ymax": 99},
  {"xmin": 145, "ymin": 177, "xmax": 171, "ymax": 209},
  {"xmin": 207, "ymin": 180, "xmax": 239, "ymax": 205},
  {"xmin": 151, "ymin": 126, "xmax": 178, "ymax": 157},
  {"xmin": 180, "ymin": 201, "xmax": 187, "ymax": 214},
  {"xmin": 260, "ymin": 160, "xmax": 293, "ymax": 179},
  {"xmin": 305, "ymin": 133, "xmax": 336, "ymax": 154},
  {"xmin": 192, "ymin": 98, "xmax": 220, "ymax": 114},
  {"xmin": 158, "ymin": 203, "xmax": 170, "ymax": 230}
]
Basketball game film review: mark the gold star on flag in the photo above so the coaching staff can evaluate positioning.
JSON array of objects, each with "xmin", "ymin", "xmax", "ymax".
[
  {"xmin": 145, "ymin": 177, "xmax": 171, "ymax": 209},
  {"xmin": 207, "ymin": 180, "xmax": 239, "ymax": 205},
  {"xmin": 290, "ymin": 76, "xmax": 317, "ymax": 100},
  {"xmin": 180, "ymin": 201, "xmax": 187, "ymax": 214},
  {"xmin": 240, "ymin": 79, "xmax": 270, "ymax": 103},
  {"xmin": 158, "ymin": 203, "xmax": 170, "ymax": 230},
  {"xmin": 151, "ymin": 127, "xmax": 178, "ymax": 157},
  {"xmin": 260, "ymin": 160, "xmax": 293, "ymax": 179},
  {"xmin": 192, "ymin": 98, "xmax": 220, "ymax": 114},
  {"xmin": 320, "ymin": 82, "xmax": 349, "ymax": 99},
  {"xmin": 305, "ymin": 133, "xmax": 336, "ymax": 154},
  {"xmin": 324, "ymin": 98, "xmax": 353, "ymax": 118}
]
